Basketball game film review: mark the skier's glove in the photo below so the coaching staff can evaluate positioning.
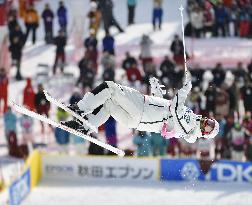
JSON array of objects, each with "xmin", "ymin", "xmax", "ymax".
[{"xmin": 149, "ymin": 77, "xmax": 166, "ymax": 98}]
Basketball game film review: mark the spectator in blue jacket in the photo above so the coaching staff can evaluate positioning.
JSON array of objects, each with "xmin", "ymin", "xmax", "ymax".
[
  {"xmin": 55, "ymin": 107, "xmax": 70, "ymax": 153},
  {"xmin": 133, "ymin": 131, "xmax": 152, "ymax": 157},
  {"xmin": 214, "ymin": 2, "xmax": 228, "ymax": 37},
  {"xmin": 152, "ymin": 0, "xmax": 163, "ymax": 30},
  {"xmin": 127, "ymin": 0, "xmax": 137, "ymax": 25},
  {"xmin": 42, "ymin": 3, "xmax": 54, "ymax": 44},
  {"xmin": 57, "ymin": 1, "xmax": 67, "ymax": 33},
  {"xmin": 4, "ymin": 107, "xmax": 18, "ymax": 156},
  {"xmin": 4, "ymin": 107, "xmax": 17, "ymax": 135},
  {"xmin": 102, "ymin": 33, "xmax": 115, "ymax": 55},
  {"xmin": 150, "ymin": 132, "xmax": 168, "ymax": 156}
]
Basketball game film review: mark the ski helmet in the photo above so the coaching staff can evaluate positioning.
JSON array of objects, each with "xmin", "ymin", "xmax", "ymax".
[{"xmin": 201, "ymin": 118, "xmax": 219, "ymax": 139}]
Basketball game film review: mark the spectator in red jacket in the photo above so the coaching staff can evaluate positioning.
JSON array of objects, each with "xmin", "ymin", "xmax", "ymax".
[
  {"xmin": 23, "ymin": 78, "xmax": 35, "ymax": 111},
  {"xmin": 126, "ymin": 62, "xmax": 142, "ymax": 83},
  {"xmin": 35, "ymin": 84, "xmax": 51, "ymax": 133},
  {"xmin": 0, "ymin": 68, "xmax": 8, "ymax": 114}
]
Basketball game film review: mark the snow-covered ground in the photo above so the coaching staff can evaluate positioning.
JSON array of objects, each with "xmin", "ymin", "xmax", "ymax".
[{"xmin": 24, "ymin": 180, "xmax": 252, "ymax": 205}]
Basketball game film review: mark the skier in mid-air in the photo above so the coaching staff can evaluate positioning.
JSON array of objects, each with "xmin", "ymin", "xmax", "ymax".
[{"xmin": 62, "ymin": 71, "xmax": 219, "ymax": 143}]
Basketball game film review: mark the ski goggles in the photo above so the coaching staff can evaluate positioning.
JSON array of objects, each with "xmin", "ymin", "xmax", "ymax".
[{"xmin": 202, "ymin": 118, "xmax": 215, "ymax": 135}]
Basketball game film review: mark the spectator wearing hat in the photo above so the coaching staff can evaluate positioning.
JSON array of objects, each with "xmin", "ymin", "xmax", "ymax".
[
  {"xmin": 214, "ymin": 85, "xmax": 230, "ymax": 117},
  {"xmin": 57, "ymin": 1, "xmax": 67, "ymax": 33},
  {"xmin": 242, "ymin": 112, "xmax": 252, "ymax": 138},
  {"xmin": 227, "ymin": 2, "xmax": 239, "ymax": 37},
  {"xmin": 227, "ymin": 122, "xmax": 246, "ymax": 161},
  {"xmin": 101, "ymin": 51, "xmax": 115, "ymax": 81},
  {"xmin": 20, "ymin": 114, "xmax": 34, "ymax": 145},
  {"xmin": 203, "ymin": 1, "xmax": 215, "ymax": 37},
  {"xmin": 159, "ymin": 56, "xmax": 175, "ymax": 87},
  {"xmin": 55, "ymin": 107, "xmax": 70, "ymax": 153},
  {"xmin": 24, "ymin": 4, "xmax": 39, "ymax": 44},
  {"xmin": 102, "ymin": 33, "xmax": 115, "ymax": 55},
  {"xmin": 7, "ymin": 7, "xmax": 19, "ymax": 34},
  {"xmin": 133, "ymin": 131, "xmax": 152, "ymax": 157},
  {"xmin": 212, "ymin": 63, "xmax": 226, "ymax": 87},
  {"xmin": 87, "ymin": 1, "xmax": 101, "ymax": 36},
  {"xmin": 214, "ymin": 2, "xmax": 228, "ymax": 37},
  {"xmin": 84, "ymin": 30, "xmax": 98, "ymax": 73},
  {"xmin": 240, "ymin": 79, "xmax": 252, "ymax": 113},
  {"xmin": 9, "ymin": 24, "xmax": 25, "ymax": 80},
  {"xmin": 23, "ymin": 78, "xmax": 35, "ymax": 111},
  {"xmin": 152, "ymin": 0, "xmax": 163, "ymax": 30},
  {"xmin": 170, "ymin": 35, "xmax": 184, "ymax": 65},
  {"xmin": 4, "ymin": 107, "xmax": 18, "ymax": 157},
  {"xmin": 77, "ymin": 56, "xmax": 95, "ymax": 90},
  {"xmin": 127, "ymin": 0, "xmax": 137, "ymax": 25},
  {"xmin": 42, "ymin": 3, "xmax": 54, "ymax": 44},
  {"xmin": 35, "ymin": 84, "xmax": 51, "ymax": 133},
  {"xmin": 140, "ymin": 34, "xmax": 153, "ymax": 71},
  {"xmin": 190, "ymin": 65, "xmax": 205, "ymax": 88},
  {"xmin": 204, "ymin": 83, "xmax": 216, "ymax": 116},
  {"xmin": 122, "ymin": 52, "xmax": 137, "ymax": 71},
  {"xmin": 233, "ymin": 62, "xmax": 247, "ymax": 89},
  {"xmin": 190, "ymin": 6, "xmax": 204, "ymax": 38},
  {"xmin": 150, "ymin": 132, "xmax": 168, "ymax": 156},
  {"xmin": 53, "ymin": 30, "xmax": 67, "ymax": 74},
  {"xmin": 239, "ymin": 6, "xmax": 250, "ymax": 37},
  {"xmin": 126, "ymin": 62, "xmax": 142, "ymax": 83}
]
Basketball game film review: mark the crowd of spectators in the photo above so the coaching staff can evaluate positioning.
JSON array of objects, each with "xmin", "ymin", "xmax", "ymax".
[
  {"xmin": 7, "ymin": 0, "xmax": 68, "ymax": 80},
  {"xmin": 186, "ymin": 0, "xmax": 252, "ymax": 38},
  {"xmin": 1, "ymin": 0, "xmax": 252, "ymax": 162}
]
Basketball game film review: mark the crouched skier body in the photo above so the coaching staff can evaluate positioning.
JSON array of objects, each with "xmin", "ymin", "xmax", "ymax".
[
  {"xmin": 63, "ymin": 73, "xmax": 219, "ymax": 143},
  {"xmin": 65, "ymin": 80, "xmax": 172, "ymax": 134}
]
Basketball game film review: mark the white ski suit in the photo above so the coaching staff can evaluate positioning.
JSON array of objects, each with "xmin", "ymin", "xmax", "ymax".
[
  {"xmin": 169, "ymin": 76, "xmax": 203, "ymax": 143},
  {"xmin": 77, "ymin": 77, "xmax": 202, "ymax": 143}
]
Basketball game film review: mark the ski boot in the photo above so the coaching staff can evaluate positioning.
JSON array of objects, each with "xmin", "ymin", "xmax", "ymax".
[
  {"xmin": 67, "ymin": 103, "xmax": 91, "ymax": 119},
  {"xmin": 61, "ymin": 119, "xmax": 90, "ymax": 135}
]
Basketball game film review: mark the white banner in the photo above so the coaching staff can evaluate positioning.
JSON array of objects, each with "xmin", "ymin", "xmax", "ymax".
[{"xmin": 42, "ymin": 155, "xmax": 159, "ymax": 182}]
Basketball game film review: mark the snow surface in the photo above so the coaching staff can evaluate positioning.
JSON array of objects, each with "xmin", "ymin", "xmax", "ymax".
[{"xmin": 23, "ymin": 179, "xmax": 252, "ymax": 205}]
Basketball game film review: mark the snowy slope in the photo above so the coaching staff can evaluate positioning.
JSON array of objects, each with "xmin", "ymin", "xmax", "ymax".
[{"xmin": 23, "ymin": 180, "xmax": 252, "ymax": 205}]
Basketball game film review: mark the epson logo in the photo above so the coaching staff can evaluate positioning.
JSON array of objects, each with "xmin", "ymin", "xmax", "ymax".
[
  {"xmin": 211, "ymin": 163, "xmax": 252, "ymax": 182},
  {"xmin": 46, "ymin": 165, "xmax": 74, "ymax": 175}
]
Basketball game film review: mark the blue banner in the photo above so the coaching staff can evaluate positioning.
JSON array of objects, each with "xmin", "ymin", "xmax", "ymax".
[
  {"xmin": 160, "ymin": 159, "xmax": 252, "ymax": 182},
  {"xmin": 9, "ymin": 168, "xmax": 31, "ymax": 205}
]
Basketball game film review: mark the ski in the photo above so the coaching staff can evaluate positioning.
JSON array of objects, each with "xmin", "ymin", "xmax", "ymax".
[
  {"xmin": 43, "ymin": 90, "xmax": 97, "ymax": 133},
  {"xmin": 11, "ymin": 101, "xmax": 125, "ymax": 157}
]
